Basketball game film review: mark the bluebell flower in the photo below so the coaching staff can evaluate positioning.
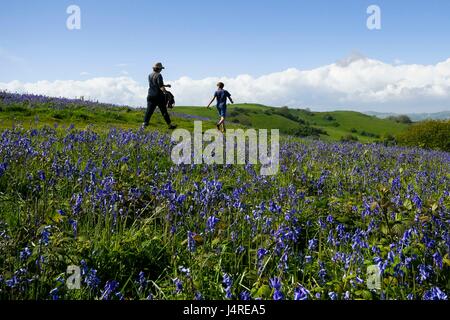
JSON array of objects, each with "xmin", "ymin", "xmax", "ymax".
[
  {"xmin": 293, "ymin": 285, "xmax": 309, "ymax": 300},
  {"xmin": 423, "ymin": 287, "xmax": 447, "ymax": 300},
  {"xmin": 387, "ymin": 250, "xmax": 395, "ymax": 263},
  {"xmin": 101, "ymin": 280, "xmax": 120, "ymax": 300},
  {"xmin": 269, "ymin": 277, "xmax": 283, "ymax": 300},
  {"xmin": 236, "ymin": 245, "xmax": 245, "ymax": 254},
  {"xmin": 115, "ymin": 292, "xmax": 124, "ymax": 300},
  {"xmin": 206, "ymin": 215, "xmax": 219, "ymax": 233},
  {"xmin": 257, "ymin": 248, "xmax": 268, "ymax": 260},
  {"xmin": 37, "ymin": 170, "xmax": 46, "ymax": 181},
  {"xmin": 418, "ymin": 264, "xmax": 433, "ymax": 282},
  {"xmin": 68, "ymin": 219, "xmax": 77, "ymax": 238},
  {"xmin": 137, "ymin": 271, "xmax": 147, "ymax": 291},
  {"xmin": 80, "ymin": 259, "xmax": 88, "ymax": 276},
  {"xmin": 0, "ymin": 162, "xmax": 8, "ymax": 177},
  {"xmin": 432, "ymin": 252, "xmax": 443, "ymax": 269},
  {"xmin": 50, "ymin": 288, "xmax": 59, "ymax": 300},
  {"xmin": 40, "ymin": 226, "xmax": 51, "ymax": 245},
  {"xmin": 308, "ymin": 238, "xmax": 318, "ymax": 251},
  {"xmin": 355, "ymin": 276, "xmax": 364, "ymax": 284},
  {"xmin": 401, "ymin": 228, "xmax": 414, "ymax": 245},
  {"xmin": 328, "ymin": 291, "xmax": 338, "ymax": 300},
  {"xmin": 84, "ymin": 269, "xmax": 100, "ymax": 289},
  {"xmin": 178, "ymin": 266, "xmax": 191, "ymax": 277},
  {"xmin": 173, "ymin": 278, "xmax": 183, "ymax": 294},
  {"xmin": 412, "ymin": 193, "xmax": 422, "ymax": 210},
  {"xmin": 318, "ymin": 268, "xmax": 327, "ymax": 283},
  {"xmin": 20, "ymin": 247, "xmax": 31, "ymax": 260},
  {"xmin": 223, "ymin": 273, "xmax": 233, "ymax": 299},
  {"xmin": 56, "ymin": 275, "xmax": 65, "ymax": 284},
  {"xmin": 187, "ymin": 231, "xmax": 196, "ymax": 252},
  {"xmin": 240, "ymin": 291, "xmax": 251, "ymax": 300},
  {"xmin": 273, "ymin": 289, "xmax": 284, "ymax": 300},
  {"xmin": 6, "ymin": 276, "xmax": 19, "ymax": 288},
  {"xmin": 326, "ymin": 215, "xmax": 333, "ymax": 224},
  {"xmin": 391, "ymin": 176, "xmax": 401, "ymax": 192}
]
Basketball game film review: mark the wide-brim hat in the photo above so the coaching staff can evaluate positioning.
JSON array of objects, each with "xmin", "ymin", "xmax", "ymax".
[{"xmin": 154, "ymin": 62, "xmax": 165, "ymax": 69}]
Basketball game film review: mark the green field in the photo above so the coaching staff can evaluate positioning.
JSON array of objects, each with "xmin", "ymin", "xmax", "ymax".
[
  {"xmin": 176, "ymin": 104, "xmax": 409, "ymax": 142},
  {"xmin": 0, "ymin": 93, "xmax": 448, "ymax": 301},
  {"xmin": 0, "ymin": 99, "xmax": 408, "ymax": 142}
]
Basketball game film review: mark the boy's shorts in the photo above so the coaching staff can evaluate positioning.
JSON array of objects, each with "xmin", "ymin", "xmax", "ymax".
[{"xmin": 216, "ymin": 104, "xmax": 227, "ymax": 117}]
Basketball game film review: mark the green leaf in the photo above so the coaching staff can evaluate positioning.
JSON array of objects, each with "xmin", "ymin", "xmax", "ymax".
[{"xmin": 254, "ymin": 285, "xmax": 271, "ymax": 299}]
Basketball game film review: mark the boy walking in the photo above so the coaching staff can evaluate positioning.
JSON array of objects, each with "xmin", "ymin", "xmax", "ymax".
[{"xmin": 207, "ymin": 82, "xmax": 234, "ymax": 132}]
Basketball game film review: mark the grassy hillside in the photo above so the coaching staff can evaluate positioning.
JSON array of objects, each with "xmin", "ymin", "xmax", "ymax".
[
  {"xmin": 0, "ymin": 92, "xmax": 408, "ymax": 142},
  {"xmin": 0, "ymin": 97, "xmax": 235, "ymax": 133},
  {"xmin": 178, "ymin": 104, "xmax": 409, "ymax": 142}
]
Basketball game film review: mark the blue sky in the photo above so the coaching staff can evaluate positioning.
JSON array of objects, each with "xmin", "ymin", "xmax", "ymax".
[{"xmin": 1, "ymin": 0, "xmax": 450, "ymax": 112}]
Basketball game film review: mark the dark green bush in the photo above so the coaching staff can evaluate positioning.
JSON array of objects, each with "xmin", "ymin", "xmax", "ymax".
[
  {"xmin": 286, "ymin": 125, "xmax": 327, "ymax": 137},
  {"xmin": 397, "ymin": 120, "xmax": 450, "ymax": 151},
  {"xmin": 340, "ymin": 134, "xmax": 359, "ymax": 142},
  {"xmin": 388, "ymin": 115, "xmax": 413, "ymax": 124}
]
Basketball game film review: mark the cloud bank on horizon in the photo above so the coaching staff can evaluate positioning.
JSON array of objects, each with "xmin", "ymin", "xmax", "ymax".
[{"xmin": 1, "ymin": 55, "xmax": 450, "ymax": 113}]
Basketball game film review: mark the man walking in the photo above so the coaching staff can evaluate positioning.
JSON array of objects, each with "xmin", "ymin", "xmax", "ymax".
[{"xmin": 143, "ymin": 62, "xmax": 177, "ymax": 129}]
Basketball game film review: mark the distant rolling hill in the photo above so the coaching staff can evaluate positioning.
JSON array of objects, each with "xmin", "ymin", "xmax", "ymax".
[
  {"xmin": 177, "ymin": 104, "xmax": 409, "ymax": 142},
  {"xmin": 365, "ymin": 110, "xmax": 450, "ymax": 121}
]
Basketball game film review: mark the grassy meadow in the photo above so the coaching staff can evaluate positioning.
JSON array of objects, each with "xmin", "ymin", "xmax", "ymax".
[{"xmin": 0, "ymin": 93, "xmax": 448, "ymax": 301}]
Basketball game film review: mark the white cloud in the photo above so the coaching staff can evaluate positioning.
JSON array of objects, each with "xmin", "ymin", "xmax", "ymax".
[
  {"xmin": 80, "ymin": 71, "xmax": 91, "ymax": 76},
  {"xmin": 0, "ymin": 77, "xmax": 147, "ymax": 107},
  {"xmin": 1, "ymin": 56, "xmax": 450, "ymax": 113}
]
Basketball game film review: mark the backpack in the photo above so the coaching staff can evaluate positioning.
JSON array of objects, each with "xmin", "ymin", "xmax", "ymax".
[
  {"xmin": 164, "ymin": 91, "xmax": 175, "ymax": 109},
  {"xmin": 151, "ymin": 73, "xmax": 175, "ymax": 108}
]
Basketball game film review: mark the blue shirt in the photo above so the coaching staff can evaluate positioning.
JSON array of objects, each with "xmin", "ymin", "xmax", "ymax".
[{"xmin": 214, "ymin": 89, "xmax": 231, "ymax": 107}]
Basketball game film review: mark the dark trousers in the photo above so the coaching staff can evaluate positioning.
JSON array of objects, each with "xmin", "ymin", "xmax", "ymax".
[{"xmin": 144, "ymin": 95, "xmax": 171, "ymax": 125}]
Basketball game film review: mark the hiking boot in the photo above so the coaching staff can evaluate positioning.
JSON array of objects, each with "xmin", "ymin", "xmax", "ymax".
[
  {"xmin": 168, "ymin": 124, "xmax": 177, "ymax": 130},
  {"xmin": 216, "ymin": 123, "xmax": 221, "ymax": 131},
  {"xmin": 141, "ymin": 123, "xmax": 149, "ymax": 129}
]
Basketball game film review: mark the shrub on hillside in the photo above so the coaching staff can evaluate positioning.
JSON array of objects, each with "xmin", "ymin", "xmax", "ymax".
[
  {"xmin": 381, "ymin": 134, "xmax": 397, "ymax": 146},
  {"xmin": 233, "ymin": 115, "xmax": 252, "ymax": 126},
  {"xmin": 286, "ymin": 125, "xmax": 327, "ymax": 138},
  {"xmin": 397, "ymin": 120, "xmax": 450, "ymax": 151},
  {"xmin": 360, "ymin": 131, "xmax": 380, "ymax": 138},
  {"xmin": 323, "ymin": 114, "xmax": 335, "ymax": 121},
  {"xmin": 274, "ymin": 106, "xmax": 298, "ymax": 122},
  {"xmin": 340, "ymin": 134, "xmax": 359, "ymax": 142},
  {"xmin": 388, "ymin": 114, "xmax": 413, "ymax": 124}
]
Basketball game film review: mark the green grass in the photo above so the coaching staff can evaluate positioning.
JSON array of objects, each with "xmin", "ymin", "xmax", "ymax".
[
  {"xmin": 0, "ymin": 104, "xmax": 231, "ymax": 133},
  {"xmin": 0, "ymin": 101, "xmax": 408, "ymax": 142},
  {"xmin": 177, "ymin": 104, "xmax": 409, "ymax": 142}
]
